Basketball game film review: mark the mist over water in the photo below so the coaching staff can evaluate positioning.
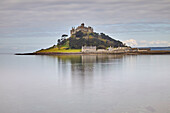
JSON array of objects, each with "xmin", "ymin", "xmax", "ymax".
[{"xmin": 0, "ymin": 54, "xmax": 170, "ymax": 113}]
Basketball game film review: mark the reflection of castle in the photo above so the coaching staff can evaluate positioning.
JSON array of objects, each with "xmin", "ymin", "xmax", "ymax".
[{"xmin": 70, "ymin": 23, "xmax": 93, "ymax": 35}]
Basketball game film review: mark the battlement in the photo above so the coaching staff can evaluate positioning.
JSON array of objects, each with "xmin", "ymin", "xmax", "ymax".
[{"xmin": 70, "ymin": 23, "xmax": 93, "ymax": 35}]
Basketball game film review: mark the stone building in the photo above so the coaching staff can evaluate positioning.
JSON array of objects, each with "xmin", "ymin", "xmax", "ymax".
[
  {"xmin": 108, "ymin": 46, "xmax": 129, "ymax": 51},
  {"xmin": 81, "ymin": 46, "xmax": 96, "ymax": 53},
  {"xmin": 70, "ymin": 23, "xmax": 93, "ymax": 35}
]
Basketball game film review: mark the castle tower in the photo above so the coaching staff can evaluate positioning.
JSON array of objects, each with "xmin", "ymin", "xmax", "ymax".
[
  {"xmin": 81, "ymin": 23, "xmax": 85, "ymax": 27},
  {"xmin": 88, "ymin": 26, "xmax": 93, "ymax": 33},
  {"xmin": 70, "ymin": 27, "xmax": 75, "ymax": 35}
]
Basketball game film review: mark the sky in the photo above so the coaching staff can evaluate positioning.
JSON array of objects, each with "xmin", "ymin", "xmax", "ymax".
[{"xmin": 0, "ymin": 0, "xmax": 170, "ymax": 53}]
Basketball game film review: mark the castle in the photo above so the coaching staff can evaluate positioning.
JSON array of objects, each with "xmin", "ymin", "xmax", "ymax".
[{"xmin": 70, "ymin": 23, "xmax": 93, "ymax": 35}]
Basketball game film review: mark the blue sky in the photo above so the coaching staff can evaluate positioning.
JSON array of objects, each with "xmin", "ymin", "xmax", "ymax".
[{"xmin": 0, "ymin": 0, "xmax": 170, "ymax": 53}]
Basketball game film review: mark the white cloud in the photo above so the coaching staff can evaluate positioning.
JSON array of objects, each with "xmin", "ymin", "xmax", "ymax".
[
  {"xmin": 140, "ymin": 40, "xmax": 170, "ymax": 47},
  {"xmin": 124, "ymin": 39, "xmax": 170, "ymax": 47},
  {"xmin": 123, "ymin": 39, "xmax": 138, "ymax": 46}
]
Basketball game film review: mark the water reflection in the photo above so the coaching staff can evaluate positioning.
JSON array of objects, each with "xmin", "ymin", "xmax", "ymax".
[
  {"xmin": 49, "ymin": 54, "xmax": 124, "ymax": 73},
  {"xmin": 46, "ymin": 54, "xmax": 125, "ymax": 91},
  {"xmin": 1, "ymin": 54, "xmax": 170, "ymax": 113}
]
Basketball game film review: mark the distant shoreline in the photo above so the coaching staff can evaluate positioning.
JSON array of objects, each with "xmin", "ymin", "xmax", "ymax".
[{"xmin": 15, "ymin": 50, "xmax": 170, "ymax": 55}]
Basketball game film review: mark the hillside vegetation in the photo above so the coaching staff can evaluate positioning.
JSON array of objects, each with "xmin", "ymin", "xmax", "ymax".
[
  {"xmin": 36, "ymin": 46, "xmax": 81, "ymax": 53},
  {"xmin": 36, "ymin": 31, "xmax": 126, "ymax": 53},
  {"xmin": 58, "ymin": 31, "xmax": 126, "ymax": 49}
]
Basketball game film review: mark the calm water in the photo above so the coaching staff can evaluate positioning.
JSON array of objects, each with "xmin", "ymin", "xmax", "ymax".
[
  {"xmin": 150, "ymin": 47, "xmax": 170, "ymax": 51},
  {"xmin": 0, "ymin": 54, "xmax": 170, "ymax": 113}
]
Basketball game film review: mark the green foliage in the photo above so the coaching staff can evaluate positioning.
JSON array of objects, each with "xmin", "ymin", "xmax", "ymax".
[
  {"xmin": 75, "ymin": 31, "xmax": 84, "ymax": 38},
  {"xmin": 100, "ymin": 33, "xmax": 116, "ymax": 41},
  {"xmin": 62, "ymin": 34, "xmax": 68, "ymax": 38},
  {"xmin": 97, "ymin": 45, "xmax": 106, "ymax": 49},
  {"xmin": 58, "ymin": 31, "xmax": 126, "ymax": 49},
  {"xmin": 69, "ymin": 37, "xmax": 87, "ymax": 49},
  {"xmin": 89, "ymin": 32, "xmax": 99, "ymax": 38},
  {"xmin": 37, "ymin": 48, "xmax": 81, "ymax": 53}
]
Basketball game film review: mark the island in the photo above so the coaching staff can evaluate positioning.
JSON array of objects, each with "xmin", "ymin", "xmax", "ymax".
[{"xmin": 16, "ymin": 23, "xmax": 170, "ymax": 55}]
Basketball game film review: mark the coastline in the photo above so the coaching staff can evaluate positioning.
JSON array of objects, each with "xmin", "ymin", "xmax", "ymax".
[{"xmin": 15, "ymin": 50, "xmax": 170, "ymax": 55}]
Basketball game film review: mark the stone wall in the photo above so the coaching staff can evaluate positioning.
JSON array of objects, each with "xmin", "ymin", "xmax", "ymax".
[{"xmin": 82, "ymin": 46, "xmax": 96, "ymax": 52}]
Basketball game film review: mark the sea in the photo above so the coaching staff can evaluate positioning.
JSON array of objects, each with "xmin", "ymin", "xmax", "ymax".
[
  {"xmin": 0, "ymin": 47, "xmax": 170, "ymax": 113},
  {"xmin": 138, "ymin": 47, "xmax": 170, "ymax": 51}
]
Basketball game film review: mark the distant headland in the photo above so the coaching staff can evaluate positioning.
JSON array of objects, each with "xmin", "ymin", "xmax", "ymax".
[{"xmin": 16, "ymin": 23, "xmax": 170, "ymax": 55}]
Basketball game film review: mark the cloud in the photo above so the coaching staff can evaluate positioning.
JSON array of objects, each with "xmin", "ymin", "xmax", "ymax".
[
  {"xmin": 123, "ymin": 39, "xmax": 138, "ymax": 46},
  {"xmin": 0, "ymin": 0, "xmax": 170, "ymax": 40},
  {"xmin": 0, "ymin": 0, "xmax": 170, "ymax": 28},
  {"xmin": 124, "ymin": 39, "xmax": 170, "ymax": 47},
  {"xmin": 140, "ymin": 40, "xmax": 170, "ymax": 46}
]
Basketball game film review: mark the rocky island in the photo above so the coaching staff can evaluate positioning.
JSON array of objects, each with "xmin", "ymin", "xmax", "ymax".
[{"xmin": 16, "ymin": 23, "xmax": 170, "ymax": 55}]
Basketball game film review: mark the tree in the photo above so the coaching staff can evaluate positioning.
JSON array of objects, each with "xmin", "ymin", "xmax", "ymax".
[
  {"xmin": 57, "ymin": 39, "xmax": 61, "ymax": 49},
  {"xmin": 61, "ymin": 34, "xmax": 68, "ymax": 39},
  {"xmin": 57, "ymin": 39, "xmax": 61, "ymax": 45}
]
